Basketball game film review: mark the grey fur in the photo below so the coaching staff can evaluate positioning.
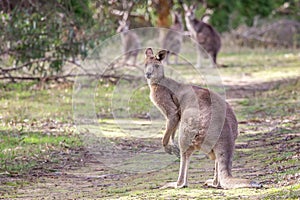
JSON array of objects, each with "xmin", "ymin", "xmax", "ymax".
[
  {"xmin": 144, "ymin": 48, "xmax": 262, "ymax": 189},
  {"xmin": 183, "ymin": 4, "xmax": 221, "ymax": 64},
  {"xmin": 117, "ymin": 21, "xmax": 140, "ymax": 65}
]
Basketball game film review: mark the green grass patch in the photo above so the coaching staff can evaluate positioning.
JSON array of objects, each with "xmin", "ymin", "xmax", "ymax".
[
  {"xmin": 219, "ymin": 50, "xmax": 300, "ymax": 81},
  {"xmin": 0, "ymin": 83, "xmax": 73, "ymax": 124},
  {"xmin": 237, "ymin": 79, "xmax": 300, "ymax": 120},
  {"xmin": 0, "ymin": 129, "xmax": 82, "ymax": 174}
]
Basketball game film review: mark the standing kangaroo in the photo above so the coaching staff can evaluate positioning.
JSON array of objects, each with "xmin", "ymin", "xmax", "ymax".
[
  {"xmin": 162, "ymin": 11, "xmax": 184, "ymax": 65},
  {"xmin": 183, "ymin": 4, "xmax": 221, "ymax": 64},
  {"xmin": 117, "ymin": 20, "xmax": 140, "ymax": 65},
  {"xmin": 144, "ymin": 48, "xmax": 262, "ymax": 189}
]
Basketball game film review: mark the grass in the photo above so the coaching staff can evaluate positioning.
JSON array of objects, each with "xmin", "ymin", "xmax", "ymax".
[
  {"xmin": 0, "ymin": 82, "xmax": 82, "ymax": 176},
  {"xmin": 0, "ymin": 82, "xmax": 73, "ymax": 124},
  {"xmin": 234, "ymin": 78, "xmax": 300, "ymax": 121},
  {"xmin": 0, "ymin": 129, "xmax": 82, "ymax": 174},
  {"xmin": 0, "ymin": 48, "xmax": 299, "ymax": 199},
  {"xmin": 218, "ymin": 49, "xmax": 300, "ymax": 83}
]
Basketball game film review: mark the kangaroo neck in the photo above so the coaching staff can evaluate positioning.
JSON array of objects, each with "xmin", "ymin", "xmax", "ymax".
[
  {"xmin": 150, "ymin": 77, "xmax": 181, "ymax": 95},
  {"xmin": 186, "ymin": 18, "xmax": 205, "ymax": 33}
]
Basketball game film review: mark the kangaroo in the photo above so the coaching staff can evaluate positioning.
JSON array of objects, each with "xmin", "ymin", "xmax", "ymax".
[
  {"xmin": 117, "ymin": 20, "xmax": 141, "ymax": 65},
  {"xmin": 162, "ymin": 11, "xmax": 184, "ymax": 65},
  {"xmin": 144, "ymin": 48, "xmax": 262, "ymax": 189},
  {"xmin": 183, "ymin": 4, "xmax": 221, "ymax": 64}
]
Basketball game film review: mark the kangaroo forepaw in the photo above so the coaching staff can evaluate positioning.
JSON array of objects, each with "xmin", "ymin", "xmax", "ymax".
[
  {"xmin": 171, "ymin": 145, "xmax": 180, "ymax": 158},
  {"xmin": 164, "ymin": 144, "xmax": 180, "ymax": 158}
]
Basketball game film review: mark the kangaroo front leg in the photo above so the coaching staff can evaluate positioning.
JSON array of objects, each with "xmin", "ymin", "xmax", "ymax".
[
  {"xmin": 162, "ymin": 114, "xmax": 180, "ymax": 157},
  {"xmin": 162, "ymin": 116, "xmax": 179, "ymax": 146},
  {"xmin": 162, "ymin": 113, "xmax": 179, "ymax": 146}
]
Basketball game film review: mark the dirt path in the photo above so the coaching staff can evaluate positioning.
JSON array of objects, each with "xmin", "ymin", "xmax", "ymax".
[
  {"xmin": 1, "ymin": 77, "xmax": 300, "ymax": 199},
  {"xmin": 225, "ymin": 76, "xmax": 300, "ymax": 98},
  {"xmin": 14, "ymin": 157, "xmax": 123, "ymax": 199}
]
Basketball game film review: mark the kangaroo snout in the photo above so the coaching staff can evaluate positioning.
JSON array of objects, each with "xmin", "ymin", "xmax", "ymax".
[{"xmin": 145, "ymin": 72, "xmax": 152, "ymax": 79}]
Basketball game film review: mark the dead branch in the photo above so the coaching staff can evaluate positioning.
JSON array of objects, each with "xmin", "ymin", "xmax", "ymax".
[
  {"xmin": 0, "ymin": 57, "xmax": 52, "ymax": 73},
  {"xmin": 0, "ymin": 73, "xmax": 140, "ymax": 83}
]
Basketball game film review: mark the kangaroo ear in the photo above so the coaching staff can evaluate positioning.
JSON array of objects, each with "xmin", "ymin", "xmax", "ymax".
[
  {"xmin": 183, "ymin": 4, "xmax": 188, "ymax": 11},
  {"xmin": 155, "ymin": 50, "xmax": 168, "ymax": 61},
  {"xmin": 145, "ymin": 48, "xmax": 154, "ymax": 58}
]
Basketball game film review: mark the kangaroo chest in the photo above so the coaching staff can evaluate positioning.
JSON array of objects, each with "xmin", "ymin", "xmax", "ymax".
[
  {"xmin": 185, "ymin": 19, "xmax": 207, "ymax": 38},
  {"xmin": 149, "ymin": 85, "xmax": 180, "ymax": 117},
  {"xmin": 185, "ymin": 18, "xmax": 200, "ymax": 37}
]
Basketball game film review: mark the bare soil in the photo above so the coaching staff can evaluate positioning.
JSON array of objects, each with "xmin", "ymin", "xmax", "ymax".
[{"xmin": 1, "ymin": 78, "xmax": 299, "ymax": 200}]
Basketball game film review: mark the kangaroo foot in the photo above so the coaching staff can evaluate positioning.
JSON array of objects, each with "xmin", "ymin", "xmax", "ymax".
[
  {"xmin": 204, "ymin": 179, "xmax": 222, "ymax": 189},
  {"xmin": 164, "ymin": 144, "xmax": 180, "ymax": 158},
  {"xmin": 219, "ymin": 178, "xmax": 263, "ymax": 189},
  {"xmin": 160, "ymin": 182, "xmax": 187, "ymax": 189}
]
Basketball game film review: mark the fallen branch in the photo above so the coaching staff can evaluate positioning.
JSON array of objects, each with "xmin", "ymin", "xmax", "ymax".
[
  {"xmin": 0, "ymin": 57, "xmax": 52, "ymax": 73},
  {"xmin": 0, "ymin": 73, "xmax": 140, "ymax": 82},
  {"xmin": 0, "ymin": 56, "xmax": 144, "ymax": 84}
]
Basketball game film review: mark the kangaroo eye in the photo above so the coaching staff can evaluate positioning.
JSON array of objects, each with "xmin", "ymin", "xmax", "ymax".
[{"xmin": 154, "ymin": 64, "xmax": 159, "ymax": 68}]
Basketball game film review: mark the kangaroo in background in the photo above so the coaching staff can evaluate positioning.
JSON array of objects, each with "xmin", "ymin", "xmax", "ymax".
[
  {"xmin": 162, "ymin": 11, "xmax": 184, "ymax": 65},
  {"xmin": 117, "ymin": 20, "xmax": 140, "ymax": 65},
  {"xmin": 144, "ymin": 48, "xmax": 262, "ymax": 189},
  {"xmin": 183, "ymin": 4, "xmax": 221, "ymax": 64}
]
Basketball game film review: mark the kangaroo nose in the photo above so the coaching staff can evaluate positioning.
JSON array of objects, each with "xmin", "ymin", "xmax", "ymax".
[{"xmin": 146, "ymin": 72, "xmax": 151, "ymax": 79}]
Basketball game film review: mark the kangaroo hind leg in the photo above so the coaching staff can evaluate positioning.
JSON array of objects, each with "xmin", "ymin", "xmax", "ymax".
[
  {"xmin": 204, "ymin": 151, "xmax": 221, "ymax": 188},
  {"xmin": 160, "ymin": 146, "xmax": 194, "ymax": 189}
]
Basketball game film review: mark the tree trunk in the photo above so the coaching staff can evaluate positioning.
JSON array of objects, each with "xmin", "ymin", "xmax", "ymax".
[{"xmin": 153, "ymin": 0, "xmax": 173, "ymax": 47}]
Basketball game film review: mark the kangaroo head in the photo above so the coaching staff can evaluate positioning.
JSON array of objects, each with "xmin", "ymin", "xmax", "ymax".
[
  {"xmin": 172, "ymin": 11, "xmax": 183, "ymax": 25},
  {"xmin": 144, "ymin": 48, "xmax": 167, "ymax": 84},
  {"xmin": 183, "ymin": 4, "xmax": 197, "ymax": 21},
  {"xmin": 117, "ymin": 20, "xmax": 129, "ymax": 33}
]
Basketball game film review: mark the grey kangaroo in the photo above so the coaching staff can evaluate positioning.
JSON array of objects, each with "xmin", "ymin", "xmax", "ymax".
[
  {"xmin": 162, "ymin": 11, "xmax": 184, "ymax": 65},
  {"xmin": 183, "ymin": 4, "xmax": 221, "ymax": 64},
  {"xmin": 117, "ymin": 20, "xmax": 140, "ymax": 65},
  {"xmin": 144, "ymin": 48, "xmax": 262, "ymax": 189}
]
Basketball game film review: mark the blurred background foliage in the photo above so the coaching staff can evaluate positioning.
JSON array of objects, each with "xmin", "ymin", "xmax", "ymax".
[{"xmin": 0, "ymin": 0, "xmax": 299, "ymax": 82}]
